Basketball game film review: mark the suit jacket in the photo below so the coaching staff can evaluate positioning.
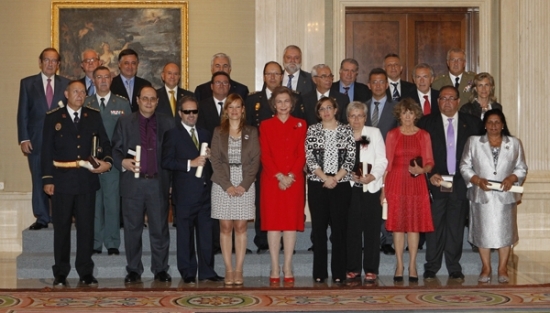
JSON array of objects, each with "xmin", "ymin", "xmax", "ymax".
[
  {"xmin": 110, "ymin": 75, "xmax": 152, "ymax": 112},
  {"xmin": 244, "ymin": 87, "xmax": 305, "ymax": 127},
  {"xmin": 111, "ymin": 112, "xmax": 175, "ymax": 199},
  {"xmin": 460, "ymin": 134, "xmax": 527, "ymax": 204},
  {"xmin": 41, "ymin": 106, "xmax": 112, "ymax": 194},
  {"xmin": 85, "ymin": 93, "xmax": 132, "ymax": 140},
  {"xmin": 302, "ymin": 89, "xmax": 350, "ymax": 126},
  {"xmin": 386, "ymin": 80, "xmax": 416, "ymax": 101},
  {"xmin": 417, "ymin": 112, "xmax": 482, "ymax": 200},
  {"xmin": 365, "ymin": 98, "xmax": 398, "ymax": 140},
  {"xmin": 194, "ymin": 79, "xmax": 249, "ymax": 102},
  {"xmin": 431, "ymin": 71, "xmax": 476, "ymax": 106},
  {"xmin": 17, "ymin": 73, "xmax": 69, "ymax": 152},
  {"xmin": 459, "ymin": 100, "xmax": 502, "ymax": 119},
  {"xmin": 405, "ymin": 88, "xmax": 441, "ymax": 116},
  {"xmin": 293, "ymin": 70, "xmax": 314, "ymax": 95},
  {"xmin": 350, "ymin": 126, "xmax": 388, "ymax": 193},
  {"xmin": 156, "ymin": 86, "xmax": 194, "ymax": 118},
  {"xmin": 161, "ymin": 122, "xmax": 212, "ymax": 206},
  {"xmin": 197, "ymin": 97, "xmax": 222, "ymax": 138},
  {"xmin": 210, "ymin": 125, "xmax": 260, "ymax": 191},
  {"xmin": 331, "ymin": 81, "xmax": 372, "ymax": 103}
]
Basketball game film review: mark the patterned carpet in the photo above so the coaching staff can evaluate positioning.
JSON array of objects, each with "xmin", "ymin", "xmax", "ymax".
[{"xmin": 1, "ymin": 285, "xmax": 550, "ymax": 312}]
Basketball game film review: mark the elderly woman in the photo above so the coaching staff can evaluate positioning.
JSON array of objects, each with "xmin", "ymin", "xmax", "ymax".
[
  {"xmin": 383, "ymin": 98, "xmax": 434, "ymax": 283},
  {"xmin": 210, "ymin": 93, "xmax": 260, "ymax": 285},
  {"xmin": 460, "ymin": 109, "xmax": 527, "ymax": 283},
  {"xmin": 305, "ymin": 97, "xmax": 355, "ymax": 284},
  {"xmin": 460, "ymin": 72, "xmax": 502, "ymax": 119},
  {"xmin": 259, "ymin": 86, "xmax": 307, "ymax": 284},
  {"xmin": 345, "ymin": 101, "xmax": 388, "ymax": 283}
]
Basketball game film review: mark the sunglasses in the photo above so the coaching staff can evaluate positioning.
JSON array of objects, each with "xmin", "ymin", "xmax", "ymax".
[{"xmin": 180, "ymin": 109, "xmax": 198, "ymax": 115}]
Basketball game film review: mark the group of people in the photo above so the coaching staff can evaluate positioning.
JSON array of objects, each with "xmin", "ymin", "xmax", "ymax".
[{"xmin": 16, "ymin": 44, "xmax": 526, "ymax": 287}]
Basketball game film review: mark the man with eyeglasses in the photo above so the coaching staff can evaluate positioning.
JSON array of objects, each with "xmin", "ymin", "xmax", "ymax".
[
  {"xmin": 162, "ymin": 96, "xmax": 224, "ymax": 284},
  {"xmin": 156, "ymin": 63, "xmax": 194, "ymax": 121},
  {"xmin": 383, "ymin": 53, "xmax": 416, "ymax": 101},
  {"xmin": 303, "ymin": 64, "xmax": 350, "ymax": 126},
  {"xmin": 17, "ymin": 47, "xmax": 70, "ymax": 231},
  {"xmin": 331, "ymin": 58, "xmax": 371, "ymax": 103},
  {"xmin": 418, "ymin": 85, "xmax": 482, "ymax": 281},
  {"xmin": 110, "ymin": 49, "xmax": 152, "ymax": 112},
  {"xmin": 282, "ymin": 45, "xmax": 314, "ymax": 95},
  {"xmin": 85, "ymin": 66, "xmax": 131, "ymax": 256},
  {"xmin": 409, "ymin": 63, "xmax": 441, "ymax": 116},
  {"xmin": 431, "ymin": 48, "xmax": 476, "ymax": 107},
  {"xmin": 112, "ymin": 86, "xmax": 175, "ymax": 285},
  {"xmin": 194, "ymin": 53, "xmax": 249, "ymax": 102},
  {"xmin": 79, "ymin": 49, "xmax": 101, "ymax": 96}
]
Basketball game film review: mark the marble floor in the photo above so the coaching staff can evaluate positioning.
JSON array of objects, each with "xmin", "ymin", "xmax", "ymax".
[{"xmin": 2, "ymin": 250, "xmax": 550, "ymax": 290}]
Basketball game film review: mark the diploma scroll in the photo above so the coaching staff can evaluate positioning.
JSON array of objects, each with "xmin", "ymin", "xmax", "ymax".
[
  {"xmin": 195, "ymin": 143, "xmax": 209, "ymax": 178},
  {"xmin": 382, "ymin": 198, "xmax": 388, "ymax": 220},
  {"xmin": 134, "ymin": 145, "xmax": 141, "ymax": 178},
  {"xmin": 487, "ymin": 182, "xmax": 524, "ymax": 193}
]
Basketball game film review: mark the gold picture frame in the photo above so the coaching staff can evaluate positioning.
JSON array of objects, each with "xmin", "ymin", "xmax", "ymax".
[{"xmin": 51, "ymin": 1, "xmax": 189, "ymax": 88}]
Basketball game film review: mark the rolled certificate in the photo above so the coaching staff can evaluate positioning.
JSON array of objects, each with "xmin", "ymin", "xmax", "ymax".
[
  {"xmin": 195, "ymin": 142, "xmax": 208, "ymax": 178},
  {"xmin": 440, "ymin": 181, "xmax": 453, "ymax": 188},
  {"xmin": 487, "ymin": 183, "xmax": 524, "ymax": 193},
  {"xmin": 134, "ymin": 145, "xmax": 141, "ymax": 178},
  {"xmin": 382, "ymin": 198, "xmax": 388, "ymax": 220}
]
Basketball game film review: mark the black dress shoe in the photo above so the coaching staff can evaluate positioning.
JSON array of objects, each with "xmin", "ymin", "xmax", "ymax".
[
  {"xmin": 53, "ymin": 275, "xmax": 67, "ymax": 286},
  {"xmin": 29, "ymin": 222, "xmax": 48, "ymax": 230},
  {"xmin": 183, "ymin": 277, "xmax": 196, "ymax": 284},
  {"xmin": 200, "ymin": 275, "xmax": 224, "ymax": 282},
  {"xmin": 423, "ymin": 270, "xmax": 436, "ymax": 279},
  {"xmin": 449, "ymin": 271, "xmax": 465, "ymax": 280},
  {"xmin": 124, "ymin": 271, "xmax": 141, "ymax": 284},
  {"xmin": 308, "ymin": 245, "xmax": 314, "ymax": 252},
  {"xmin": 245, "ymin": 248, "xmax": 252, "ymax": 254},
  {"xmin": 256, "ymin": 248, "xmax": 268, "ymax": 254},
  {"xmin": 380, "ymin": 244, "xmax": 396, "ymax": 255},
  {"xmin": 154, "ymin": 271, "xmax": 172, "ymax": 282},
  {"xmin": 79, "ymin": 274, "xmax": 98, "ymax": 285},
  {"xmin": 213, "ymin": 248, "xmax": 222, "ymax": 255},
  {"xmin": 107, "ymin": 248, "xmax": 119, "ymax": 255},
  {"xmin": 93, "ymin": 249, "xmax": 102, "ymax": 254}
]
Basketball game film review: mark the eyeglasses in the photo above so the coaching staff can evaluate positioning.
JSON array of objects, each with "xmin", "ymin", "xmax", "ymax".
[
  {"xmin": 139, "ymin": 97, "xmax": 158, "ymax": 103},
  {"xmin": 449, "ymin": 58, "xmax": 465, "ymax": 63},
  {"xmin": 264, "ymin": 72, "xmax": 282, "ymax": 77},
  {"xmin": 348, "ymin": 114, "xmax": 365, "ymax": 120},
  {"xmin": 42, "ymin": 58, "xmax": 59, "ymax": 64},
  {"xmin": 314, "ymin": 74, "xmax": 334, "ymax": 80},
  {"xmin": 318, "ymin": 106, "xmax": 334, "ymax": 112},
  {"xmin": 82, "ymin": 58, "xmax": 98, "ymax": 64},
  {"xmin": 213, "ymin": 81, "xmax": 230, "ymax": 86},
  {"xmin": 438, "ymin": 97, "xmax": 458, "ymax": 102},
  {"xmin": 180, "ymin": 109, "xmax": 199, "ymax": 115}
]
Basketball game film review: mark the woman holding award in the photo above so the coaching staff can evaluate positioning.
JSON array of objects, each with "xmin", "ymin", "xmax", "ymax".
[
  {"xmin": 383, "ymin": 98, "xmax": 434, "ymax": 283},
  {"xmin": 460, "ymin": 109, "xmax": 527, "ymax": 283},
  {"xmin": 345, "ymin": 101, "xmax": 387, "ymax": 283}
]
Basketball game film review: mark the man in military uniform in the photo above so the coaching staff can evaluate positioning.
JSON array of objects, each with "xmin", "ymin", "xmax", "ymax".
[
  {"xmin": 86, "ymin": 66, "xmax": 132, "ymax": 256},
  {"xmin": 42, "ymin": 80, "xmax": 113, "ymax": 287},
  {"xmin": 245, "ymin": 61, "xmax": 305, "ymax": 254},
  {"xmin": 431, "ymin": 48, "xmax": 476, "ymax": 107}
]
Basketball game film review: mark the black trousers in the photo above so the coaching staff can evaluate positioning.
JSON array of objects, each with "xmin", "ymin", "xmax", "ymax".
[
  {"xmin": 346, "ymin": 187, "xmax": 382, "ymax": 275},
  {"xmin": 308, "ymin": 180, "xmax": 351, "ymax": 281},
  {"xmin": 52, "ymin": 192, "xmax": 95, "ymax": 278}
]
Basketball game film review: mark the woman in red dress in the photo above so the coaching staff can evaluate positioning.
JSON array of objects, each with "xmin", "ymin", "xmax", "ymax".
[
  {"xmin": 259, "ymin": 86, "xmax": 307, "ymax": 284},
  {"xmin": 382, "ymin": 98, "xmax": 434, "ymax": 283}
]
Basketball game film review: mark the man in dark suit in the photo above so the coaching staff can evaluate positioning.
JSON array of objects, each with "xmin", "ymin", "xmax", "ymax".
[
  {"xmin": 85, "ymin": 66, "xmax": 132, "ymax": 256},
  {"xmin": 407, "ymin": 63, "xmax": 441, "ymax": 116},
  {"xmin": 303, "ymin": 64, "xmax": 350, "ymax": 126},
  {"xmin": 156, "ymin": 62, "xmax": 194, "ymax": 120},
  {"xmin": 364, "ymin": 68, "xmax": 398, "ymax": 256},
  {"xmin": 194, "ymin": 53, "xmax": 249, "ymax": 101},
  {"xmin": 418, "ymin": 86, "xmax": 482, "ymax": 281},
  {"xmin": 111, "ymin": 86, "xmax": 175, "ymax": 284},
  {"xmin": 17, "ymin": 47, "xmax": 70, "ymax": 230},
  {"xmin": 384, "ymin": 53, "xmax": 416, "ymax": 101},
  {"xmin": 197, "ymin": 72, "xmax": 231, "ymax": 136},
  {"xmin": 41, "ymin": 80, "xmax": 113, "ymax": 286},
  {"xmin": 162, "ymin": 96, "xmax": 223, "ymax": 283},
  {"xmin": 331, "ymin": 58, "xmax": 371, "ymax": 103},
  {"xmin": 109, "ymin": 49, "xmax": 152, "ymax": 112},
  {"xmin": 79, "ymin": 49, "xmax": 101, "ymax": 96},
  {"xmin": 282, "ymin": 45, "xmax": 314, "ymax": 95}
]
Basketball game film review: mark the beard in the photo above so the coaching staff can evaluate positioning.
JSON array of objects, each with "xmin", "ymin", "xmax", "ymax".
[{"xmin": 284, "ymin": 62, "xmax": 301, "ymax": 74}]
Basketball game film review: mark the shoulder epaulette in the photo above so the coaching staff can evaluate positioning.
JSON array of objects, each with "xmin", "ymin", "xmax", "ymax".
[
  {"xmin": 115, "ymin": 94, "xmax": 128, "ymax": 100},
  {"xmin": 86, "ymin": 105, "xmax": 100, "ymax": 112},
  {"xmin": 248, "ymin": 91, "xmax": 260, "ymax": 96},
  {"xmin": 46, "ymin": 106, "xmax": 62, "ymax": 114},
  {"xmin": 465, "ymin": 71, "xmax": 476, "ymax": 75}
]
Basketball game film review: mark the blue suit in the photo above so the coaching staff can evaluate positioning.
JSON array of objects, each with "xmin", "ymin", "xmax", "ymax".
[
  {"xmin": 162, "ymin": 122, "xmax": 218, "ymax": 280},
  {"xmin": 17, "ymin": 73, "xmax": 69, "ymax": 225}
]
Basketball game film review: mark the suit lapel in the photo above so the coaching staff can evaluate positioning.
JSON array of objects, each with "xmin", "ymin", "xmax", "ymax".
[{"xmin": 33, "ymin": 75, "xmax": 48, "ymax": 109}]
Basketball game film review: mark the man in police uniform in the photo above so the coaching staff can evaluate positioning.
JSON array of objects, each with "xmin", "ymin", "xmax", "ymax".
[{"xmin": 42, "ymin": 80, "xmax": 113, "ymax": 287}]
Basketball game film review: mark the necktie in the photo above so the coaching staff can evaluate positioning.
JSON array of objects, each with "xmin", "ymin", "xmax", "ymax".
[
  {"xmin": 454, "ymin": 77, "xmax": 460, "ymax": 88},
  {"xmin": 169, "ymin": 90, "xmax": 176, "ymax": 116},
  {"xmin": 423, "ymin": 95, "xmax": 431, "ymax": 115},
  {"xmin": 287, "ymin": 74, "xmax": 294, "ymax": 89},
  {"xmin": 73, "ymin": 111, "xmax": 80, "ymax": 126},
  {"xmin": 46, "ymin": 78, "xmax": 53, "ymax": 109},
  {"xmin": 125, "ymin": 80, "xmax": 132, "ymax": 100},
  {"xmin": 391, "ymin": 83, "xmax": 400, "ymax": 100},
  {"xmin": 87, "ymin": 83, "xmax": 95, "ymax": 96},
  {"xmin": 190, "ymin": 127, "xmax": 199, "ymax": 150},
  {"xmin": 372, "ymin": 101, "xmax": 380, "ymax": 127},
  {"xmin": 446, "ymin": 118, "xmax": 455, "ymax": 174},
  {"xmin": 217, "ymin": 101, "xmax": 224, "ymax": 116},
  {"xmin": 343, "ymin": 86, "xmax": 350, "ymax": 95},
  {"xmin": 100, "ymin": 98, "xmax": 106, "ymax": 110}
]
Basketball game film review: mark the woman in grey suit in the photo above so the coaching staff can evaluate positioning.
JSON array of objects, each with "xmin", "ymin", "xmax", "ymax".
[
  {"xmin": 460, "ymin": 109, "xmax": 527, "ymax": 283},
  {"xmin": 210, "ymin": 93, "xmax": 260, "ymax": 285}
]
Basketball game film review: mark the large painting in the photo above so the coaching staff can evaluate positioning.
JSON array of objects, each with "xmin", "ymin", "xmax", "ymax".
[{"xmin": 51, "ymin": 1, "xmax": 189, "ymax": 88}]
